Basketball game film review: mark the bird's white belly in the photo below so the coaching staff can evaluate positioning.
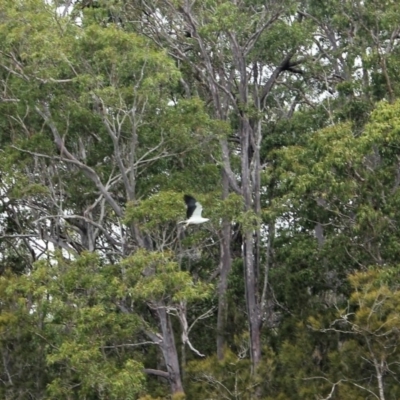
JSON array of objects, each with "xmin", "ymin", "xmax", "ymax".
[{"xmin": 189, "ymin": 217, "xmax": 208, "ymax": 224}]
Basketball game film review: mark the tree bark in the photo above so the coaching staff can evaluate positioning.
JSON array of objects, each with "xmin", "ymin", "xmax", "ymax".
[
  {"xmin": 241, "ymin": 117, "xmax": 262, "ymax": 368},
  {"xmin": 156, "ymin": 306, "xmax": 184, "ymax": 395},
  {"xmin": 217, "ymin": 170, "xmax": 232, "ymax": 360}
]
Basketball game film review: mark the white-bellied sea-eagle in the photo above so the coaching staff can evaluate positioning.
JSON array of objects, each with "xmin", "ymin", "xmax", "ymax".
[{"xmin": 178, "ymin": 195, "xmax": 209, "ymax": 227}]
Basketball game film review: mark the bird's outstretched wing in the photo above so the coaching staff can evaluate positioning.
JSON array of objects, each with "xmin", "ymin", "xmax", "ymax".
[
  {"xmin": 184, "ymin": 195, "xmax": 199, "ymax": 219},
  {"xmin": 192, "ymin": 202, "xmax": 203, "ymax": 218}
]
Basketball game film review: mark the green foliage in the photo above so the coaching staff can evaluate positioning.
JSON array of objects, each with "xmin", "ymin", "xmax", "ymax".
[
  {"xmin": 305, "ymin": 267, "xmax": 400, "ymax": 399},
  {"xmin": 266, "ymin": 99, "xmax": 400, "ymax": 398},
  {"xmin": 125, "ymin": 191, "xmax": 184, "ymax": 230},
  {"xmin": 122, "ymin": 249, "xmax": 213, "ymax": 303},
  {"xmin": 3, "ymin": 0, "xmax": 400, "ymax": 398},
  {"xmin": 273, "ymin": 99, "xmax": 400, "ymax": 271},
  {"xmin": 0, "ymin": 271, "xmax": 49, "ymax": 399},
  {"xmin": 0, "ymin": 253, "xmax": 147, "ymax": 399},
  {"xmin": 185, "ymin": 349, "xmax": 255, "ymax": 399},
  {"xmin": 214, "ymin": 192, "xmax": 244, "ymax": 221}
]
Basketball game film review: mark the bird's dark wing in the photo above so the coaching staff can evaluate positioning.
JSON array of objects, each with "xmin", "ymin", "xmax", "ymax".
[{"xmin": 184, "ymin": 195, "xmax": 197, "ymax": 219}]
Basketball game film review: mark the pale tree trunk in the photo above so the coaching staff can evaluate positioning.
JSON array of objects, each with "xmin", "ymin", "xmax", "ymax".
[
  {"xmin": 366, "ymin": 336, "xmax": 386, "ymax": 400},
  {"xmin": 146, "ymin": 305, "xmax": 184, "ymax": 396},
  {"xmin": 261, "ymin": 221, "xmax": 275, "ymax": 327},
  {"xmin": 240, "ymin": 117, "xmax": 262, "ymax": 367},
  {"xmin": 119, "ymin": 298, "xmax": 184, "ymax": 396},
  {"xmin": 217, "ymin": 170, "xmax": 232, "ymax": 360},
  {"xmin": 231, "ymin": 24, "xmax": 264, "ymax": 366}
]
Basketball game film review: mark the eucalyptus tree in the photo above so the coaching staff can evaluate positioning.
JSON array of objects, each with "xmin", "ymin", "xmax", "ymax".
[
  {"xmin": 0, "ymin": 0, "xmax": 219, "ymax": 397},
  {"xmin": 265, "ymin": 97, "xmax": 400, "ymax": 399},
  {"xmin": 111, "ymin": 0, "xmax": 315, "ymax": 374}
]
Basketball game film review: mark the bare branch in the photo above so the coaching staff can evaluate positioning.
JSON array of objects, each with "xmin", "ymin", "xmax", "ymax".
[
  {"xmin": 143, "ymin": 368, "xmax": 169, "ymax": 379},
  {"xmin": 101, "ymin": 341, "xmax": 158, "ymax": 349},
  {"xmin": 22, "ymin": 107, "xmax": 123, "ymax": 217}
]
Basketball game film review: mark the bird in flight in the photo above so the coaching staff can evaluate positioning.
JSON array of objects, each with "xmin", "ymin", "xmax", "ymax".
[{"xmin": 179, "ymin": 195, "xmax": 209, "ymax": 228}]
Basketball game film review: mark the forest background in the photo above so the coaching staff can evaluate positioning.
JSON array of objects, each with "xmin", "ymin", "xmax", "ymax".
[{"xmin": 1, "ymin": 0, "xmax": 400, "ymax": 399}]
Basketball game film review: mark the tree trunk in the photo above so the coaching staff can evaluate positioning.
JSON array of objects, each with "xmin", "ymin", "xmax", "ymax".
[
  {"xmin": 157, "ymin": 306, "xmax": 184, "ymax": 396},
  {"xmin": 217, "ymin": 170, "xmax": 232, "ymax": 360},
  {"xmin": 241, "ymin": 118, "xmax": 262, "ymax": 368},
  {"xmin": 243, "ymin": 232, "xmax": 262, "ymax": 368}
]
